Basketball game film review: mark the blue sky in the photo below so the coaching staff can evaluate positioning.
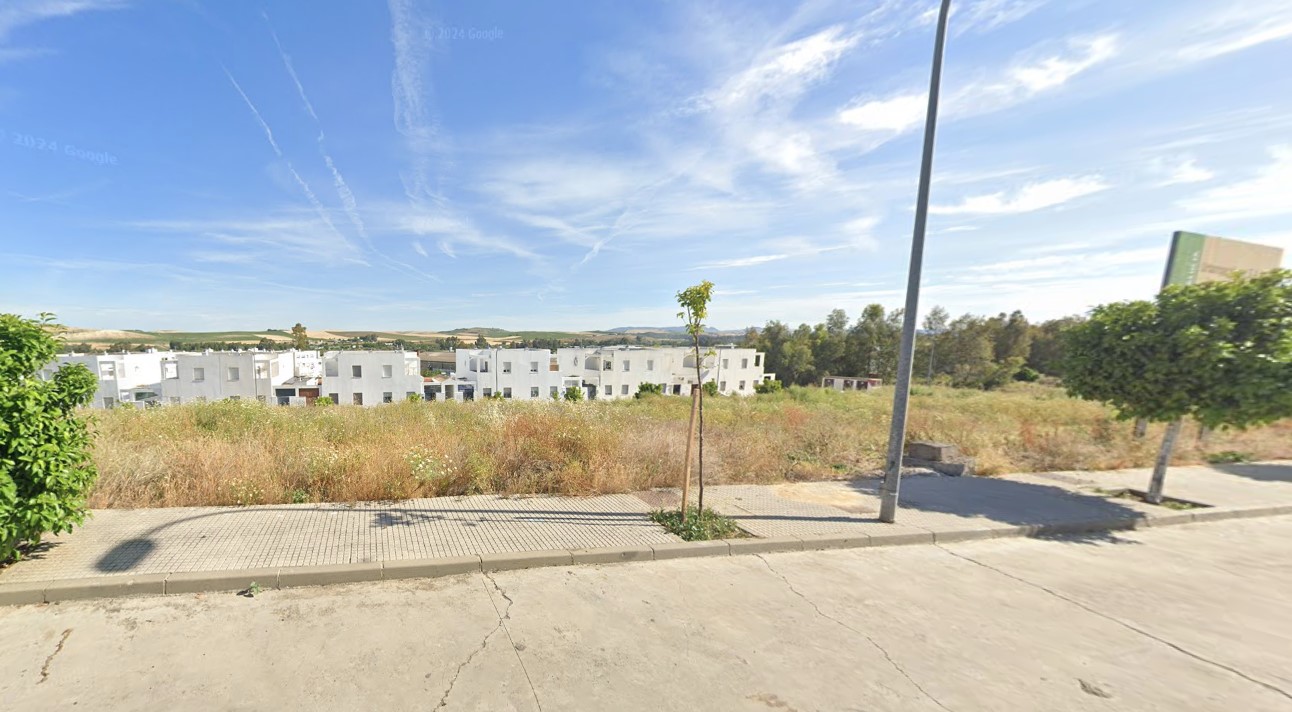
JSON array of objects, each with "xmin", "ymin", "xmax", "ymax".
[{"xmin": 1, "ymin": 0, "xmax": 1290, "ymax": 331}]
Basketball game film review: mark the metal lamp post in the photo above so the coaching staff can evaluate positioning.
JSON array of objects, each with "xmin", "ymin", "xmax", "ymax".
[{"xmin": 878, "ymin": 0, "xmax": 952, "ymax": 523}]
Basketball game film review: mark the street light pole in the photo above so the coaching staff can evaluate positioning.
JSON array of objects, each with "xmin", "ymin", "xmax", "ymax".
[{"xmin": 879, "ymin": 0, "xmax": 952, "ymax": 523}]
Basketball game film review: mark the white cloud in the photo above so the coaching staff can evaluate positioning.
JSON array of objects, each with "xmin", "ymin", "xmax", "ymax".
[
  {"xmin": 692, "ymin": 254, "xmax": 789, "ymax": 270},
  {"xmin": 411, "ymin": 240, "xmax": 428, "ymax": 258},
  {"xmin": 932, "ymin": 175, "xmax": 1109, "ymax": 215},
  {"xmin": 1180, "ymin": 145, "xmax": 1292, "ymax": 221},
  {"xmin": 131, "ymin": 215, "xmax": 365, "ymax": 266},
  {"xmin": 1154, "ymin": 156, "xmax": 1214, "ymax": 186},
  {"xmin": 0, "ymin": 0, "xmax": 125, "ymax": 62},
  {"xmin": 1175, "ymin": 6, "xmax": 1292, "ymax": 62},
  {"xmin": 839, "ymin": 93, "xmax": 927, "ymax": 132},
  {"xmin": 708, "ymin": 25, "xmax": 858, "ymax": 111},
  {"xmin": 839, "ymin": 34, "xmax": 1117, "ymax": 136}
]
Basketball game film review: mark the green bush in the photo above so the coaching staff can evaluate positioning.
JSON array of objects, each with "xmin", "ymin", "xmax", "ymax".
[
  {"xmin": 754, "ymin": 379, "xmax": 783, "ymax": 394},
  {"xmin": 651, "ymin": 506, "xmax": 741, "ymax": 541},
  {"xmin": 313, "ymin": 396, "xmax": 334, "ymax": 406},
  {"xmin": 635, "ymin": 382, "xmax": 662, "ymax": 399},
  {"xmin": 1014, "ymin": 366, "xmax": 1041, "ymax": 382},
  {"xmin": 563, "ymin": 386, "xmax": 584, "ymax": 402},
  {"xmin": 1, "ymin": 314, "xmax": 99, "ymax": 563},
  {"xmin": 702, "ymin": 381, "xmax": 719, "ymax": 397}
]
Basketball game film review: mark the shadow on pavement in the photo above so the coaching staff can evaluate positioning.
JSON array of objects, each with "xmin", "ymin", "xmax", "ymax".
[
  {"xmin": 846, "ymin": 476, "xmax": 1146, "ymax": 545},
  {"xmin": 1212, "ymin": 462, "xmax": 1292, "ymax": 483},
  {"xmin": 96, "ymin": 538, "xmax": 157, "ymax": 572}
]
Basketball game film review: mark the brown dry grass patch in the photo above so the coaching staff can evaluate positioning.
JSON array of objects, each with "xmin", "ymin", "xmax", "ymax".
[{"xmin": 84, "ymin": 384, "xmax": 1292, "ymax": 508}]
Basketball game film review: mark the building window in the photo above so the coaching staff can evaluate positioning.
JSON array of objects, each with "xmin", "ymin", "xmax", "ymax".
[
  {"xmin": 621, "ymin": 384, "xmax": 629, "ymax": 395},
  {"xmin": 228, "ymin": 367, "xmax": 240, "ymax": 381},
  {"xmin": 739, "ymin": 380, "xmax": 746, "ymax": 390},
  {"xmin": 257, "ymin": 395, "xmax": 267, "ymax": 403},
  {"xmin": 722, "ymin": 359, "xmax": 729, "ymax": 369},
  {"xmin": 720, "ymin": 381, "xmax": 727, "ymax": 391},
  {"xmin": 383, "ymin": 392, "xmax": 393, "ymax": 403},
  {"xmin": 353, "ymin": 393, "xmax": 364, "ymax": 405},
  {"xmin": 741, "ymin": 358, "xmax": 749, "ymax": 369},
  {"xmin": 228, "ymin": 396, "xmax": 240, "ymax": 401},
  {"xmin": 755, "ymin": 355, "xmax": 762, "ymax": 367},
  {"xmin": 530, "ymin": 361, "xmax": 539, "ymax": 373},
  {"xmin": 192, "ymin": 367, "xmax": 205, "ymax": 382},
  {"xmin": 407, "ymin": 391, "xmax": 417, "ymax": 400},
  {"xmin": 647, "ymin": 359, "xmax": 654, "ymax": 371},
  {"xmin": 169, "ymin": 397, "xmax": 180, "ymax": 404},
  {"xmin": 352, "ymin": 365, "xmax": 362, "ymax": 378},
  {"xmin": 530, "ymin": 387, "xmax": 540, "ymax": 398},
  {"xmin": 604, "ymin": 360, "xmax": 612, "ymax": 371},
  {"xmin": 503, "ymin": 387, "xmax": 513, "ymax": 399},
  {"xmin": 483, "ymin": 388, "xmax": 492, "ymax": 397},
  {"xmin": 194, "ymin": 396, "xmax": 207, "ymax": 403},
  {"xmin": 100, "ymin": 363, "xmax": 116, "ymax": 378},
  {"xmin": 550, "ymin": 386, "xmax": 559, "ymax": 398},
  {"xmin": 622, "ymin": 361, "xmax": 631, "ymax": 372},
  {"xmin": 824, "ymin": 379, "xmax": 835, "ymax": 387},
  {"xmin": 103, "ymin": 396, "xmax": 116, "ymax": 408},
  {"xmin": 502, "ymin": 361, "xmax": 512, "ymax": 374},
  {"xmin": 325, "ymin": 362, "xmax": 338, "ymax": 377},
  {"xmin": 382, "ymin": 364, "xmax": 393, "ymax": 378},
  {"xmin": 329, "ymin": 393, "xmax": 339, "ymax": 403},
  {"xmin": 572, "ymin": 357, "xmax": 579, "ymax": 367},
  {"xmin": 164, "ymin": 362, "xmax": 178, "ymax": 379}
]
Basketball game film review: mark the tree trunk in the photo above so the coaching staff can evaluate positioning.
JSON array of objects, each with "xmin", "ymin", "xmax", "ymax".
[
  {"xmin": 1133, "ymin": 418, "xmax": 1148, "ymax": 439},
  {"xmin": 698, "ymin": 381, "xmax": 705, "ymax": 514},
  {"xmin": 680, "ymin": 384, "xmax": 700, "ymax": 521},
  {"xmin": 1197, "ymin": 422, "xmax": 1212, "ymax": 447},
  {"xmin": 1146, "ymin": 420, "xmax": 1183, "ymax": 504}
]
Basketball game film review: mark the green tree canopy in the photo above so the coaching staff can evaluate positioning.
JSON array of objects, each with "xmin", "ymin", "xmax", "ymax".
[
  {"xmin": 1, "ymin": 314, "xmax": 100, "ymax": 562},
  {"xmin": 1062, "ymin": 271, "xmax": 1292, "ymax": 429}
]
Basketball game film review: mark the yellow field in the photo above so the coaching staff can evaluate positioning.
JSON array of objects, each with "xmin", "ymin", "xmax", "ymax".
[{"xmin": 85, "ymin": 384, "xmax": 1292, "ymax": 508}]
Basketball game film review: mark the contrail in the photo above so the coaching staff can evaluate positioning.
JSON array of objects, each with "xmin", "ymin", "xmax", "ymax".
[{"xmin": 223, "ymin": 67, "xmax": 342, "ymax": 238}]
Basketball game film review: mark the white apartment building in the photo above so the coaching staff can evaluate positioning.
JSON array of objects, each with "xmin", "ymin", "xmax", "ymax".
[
  {"xmin": 158, "ymin": 351, "xmax": 297, "ymax": 405},
  {"xmin": 552, "ymin": 345, "xmax": 772, "ymax": 399},
  {"xmin": 321, "ymin": 350, "xmax": 422, "ymax": 406},
  {"xmin": 455, "ymin": 348, "xmax": 576, "ymax": 401},
  {"xmin": 40, "ymin": 351, "xmax": 176, "ymax": 409}
]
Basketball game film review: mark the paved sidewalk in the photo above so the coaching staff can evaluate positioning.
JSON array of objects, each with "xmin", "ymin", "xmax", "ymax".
[{"xmin": 2, "ymin": 461, "xmax": 1290, "ymax": 603}]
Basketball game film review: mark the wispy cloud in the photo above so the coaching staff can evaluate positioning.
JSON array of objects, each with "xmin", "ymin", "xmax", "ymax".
[
  {"xmin": 1174, "ymin": 5, "xmax": 1292, "ymax": 62},
  {"xmin": 839, "ymin": 34, "xmax": 1118, "ymax": 134},
  {"xmin": 954, "ymin": 0, "xmax": 1050, "ymax": 35},
  {"xmin": 0, "ymin": 0, "xmax": 125, "ymax": 62},
  {"xmin": 1153, "ymin": 156, "xmax": 1214, "ymax": 186},
  {"xmin": 691, "ymin": 254, "xmax": 790, "ymax": 270},
  {"xmin": 411, "ymin": 240, "xmax": 428, "ymax": 258},
  {"xmin": 931, "ymin": 175, "xmax": 1109, "ymax": 215}
]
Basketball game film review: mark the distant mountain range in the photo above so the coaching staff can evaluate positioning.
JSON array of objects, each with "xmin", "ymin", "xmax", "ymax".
[{"xmin": 605, "ymin": 326, "xmax": 744, "ymax": 336}]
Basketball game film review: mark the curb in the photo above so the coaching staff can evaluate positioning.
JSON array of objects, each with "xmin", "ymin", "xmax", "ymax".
[{"xmin": 4, "ymin": 503, "xmax": 1291, "ymax": 607}]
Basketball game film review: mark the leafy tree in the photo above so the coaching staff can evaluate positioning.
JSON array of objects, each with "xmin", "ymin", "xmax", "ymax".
[
  {"xmin": 563, "ymin": 385, "xmax": 584, "ymax": 402},
  {"xmin": 1027, "ymin": 316, "xmax": 1084, "ymax": 376},
  {"xmin": 1063, "ymin": 271, "xmax": 1292, "ymax": 503},
  {"xmin": 1, "ymin": 313, "xmax": 99, "ymax": 563},
  {"xmin": 474, "ymin": 334, "xmax": 489, "ymax": 349},
  {"xmin": 256, "ymin": 337, "xmax": 276, "ymax": 351},
  {"xmin": 780, "ymin": 327, "xmax": 816, "ymax": 385},
  {"xmin": 290, "ymin": 323, "xmax": 309, "ymax": 350},
  {"xmin": 993, "ymin": 310, "xmax": 1032, "ymax": 362},
  {"xmin": 677, "ymin": 280, "xmax": 715, "ymax": 519}
]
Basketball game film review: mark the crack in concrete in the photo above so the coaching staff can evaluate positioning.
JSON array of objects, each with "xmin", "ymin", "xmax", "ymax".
[
  {"xmin": 935, "ymin": 544, "xmax": 1292, "ymax": 703},
  {"xmin": 755, "ymin": 555, "xmax": 953, "ymax": 712},
  {"xmin": 483, "ymin": 571, "xmax": 544, "ymax": 712},
  {"xmin": 38, "ymin": 629, "xmax": 72, "ymax": 684},
  {"xmin": 434, "ymin": 608, "xmax": 504, "ymax": 710}
]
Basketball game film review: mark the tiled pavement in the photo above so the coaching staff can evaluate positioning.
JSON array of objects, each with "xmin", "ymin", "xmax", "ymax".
[
  {"xmin": 1, "ymin": 494, "xmax": 680, "ymax": 583},
  {"xmin": 3, "ymin": 461, "xmax": 1290, "ymax": 587}
]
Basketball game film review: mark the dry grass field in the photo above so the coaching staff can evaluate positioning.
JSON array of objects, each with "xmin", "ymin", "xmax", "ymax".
[{"xmin": 84, "ymin": 384, "xmax": 1292, "ymax": 508}]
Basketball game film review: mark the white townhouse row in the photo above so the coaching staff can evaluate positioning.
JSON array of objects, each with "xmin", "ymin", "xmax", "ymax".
[
  {"xmin": 41, "ymin": 345, "xmax": 773, "ymax": 408},
  {"xmin": 41, "ymin": 350, "xmax": 420, "ymax": 408},
  {"xmin": 454, "ymin": 345, "xmax": 773, "ymax": 401}
]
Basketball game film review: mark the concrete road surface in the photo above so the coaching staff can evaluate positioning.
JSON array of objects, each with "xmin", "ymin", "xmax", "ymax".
[{"xmin": 3, "ymin": 517, "xmax": 1291, "ymax": 711}]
